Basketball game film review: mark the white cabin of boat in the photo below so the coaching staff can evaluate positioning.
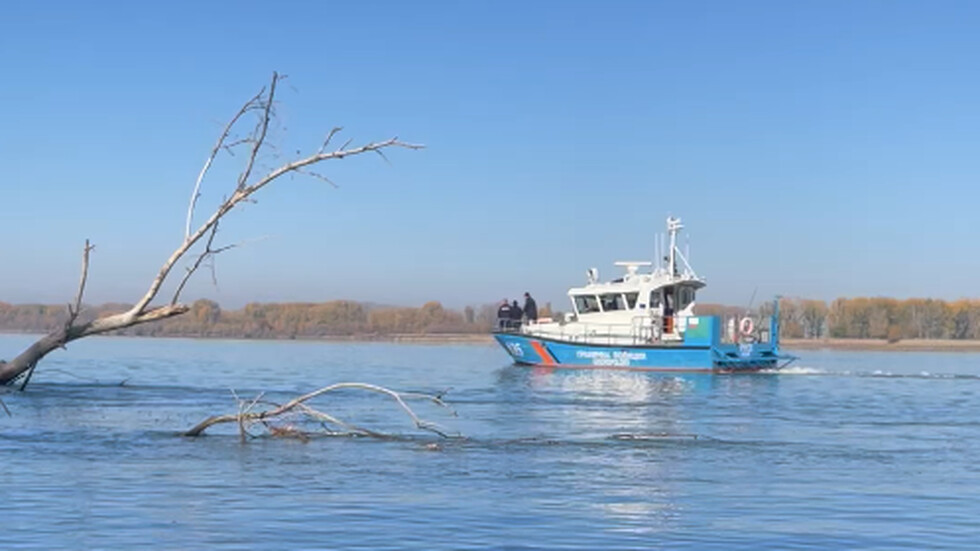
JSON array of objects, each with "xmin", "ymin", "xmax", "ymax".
[{"xmin": 519, "ymin": 217, "xmax": 708, "ymax": 345}]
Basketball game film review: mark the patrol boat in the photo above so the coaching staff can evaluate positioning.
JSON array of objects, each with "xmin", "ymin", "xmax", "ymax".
[{"xmin": 494, "ymin": 216, "xmax": 797, "ymax": 372}]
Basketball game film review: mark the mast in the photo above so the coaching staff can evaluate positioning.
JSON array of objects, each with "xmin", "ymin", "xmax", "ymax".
[
  {"xmin": 666, "ymin": 216, "xmax": 683, "ymax": 277},
  {"xmin": 771, "ymin": 296, "xmax": 781, "ymax": 353}
]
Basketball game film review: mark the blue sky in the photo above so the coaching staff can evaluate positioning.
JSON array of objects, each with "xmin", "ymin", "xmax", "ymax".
[{"xmin": 1, "ymin": 1, "xmax": 978, "ymax": 310}]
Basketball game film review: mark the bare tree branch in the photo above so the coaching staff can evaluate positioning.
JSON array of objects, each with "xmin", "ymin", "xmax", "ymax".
[
  {"xmin": 297, "ymin": 168, "xmax": 338, "ymax": 188},
  {"xmin": 171, "ymin": 220, "xmax": 221, "ymax": 305},
  {"xmin": 374, "ymin": 148, "xmax": 392, "ymax": 166},
  {"xmin": 236, "ymin": 72, "xmax": 279, "ymax": 191},
  {"xmin": 70, "ymin": 240, "xmax": 94, "ymax": 321},
  {"xmin": 186, "ymin": 90, "xmax": 265, "ymax": 242},
  {"xmin": 319, "ymin": 126, "xmax": 343, "ymax": 153},
  {"xmin": 183, "ymin": 382, "xmax": 456, "ymax": 439},
  {"xmin": 0, "ymin": 71, "xmax": 422, "ymax": 387},
  {"xmin": 230, "ymin": 389, "xmax": 265, "ymax": 443},
  {"xmin": 291, "ymin": 402, "xmax": 384, "ymax": 437},
  {"xmin": 19, "ymin": 240, "xmax": 93, "ymax": 391},
  {"xmin": 128, "ymin": 136, "xmax": 421, "ymax": 322}
]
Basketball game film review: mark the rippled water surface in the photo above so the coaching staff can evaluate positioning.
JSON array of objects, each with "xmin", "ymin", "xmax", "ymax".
[{"xmin": 2, "ymin": 335, "xmax": 979, "ymax": 550}]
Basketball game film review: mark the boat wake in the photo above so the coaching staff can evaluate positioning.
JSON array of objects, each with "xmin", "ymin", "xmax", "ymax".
[
  {"xmin": 762, "ymin": 366, "xmax": 980, "ymax": 380},
  {"xmin": 761, "ymin": 365, "xmax": 826, "ymax": 375},
  {"xmin": 609, "ymin": 432, "xmax": 700, "ymax": 441},
  {"xmin": 858, "ymin": 370, "xmax": 980, "ymax": 380}
]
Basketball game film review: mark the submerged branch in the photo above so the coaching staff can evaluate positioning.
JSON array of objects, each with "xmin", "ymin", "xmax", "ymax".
[{"xmin": 183, "ymin": 382, "xmax": 457, "ymax": 439}]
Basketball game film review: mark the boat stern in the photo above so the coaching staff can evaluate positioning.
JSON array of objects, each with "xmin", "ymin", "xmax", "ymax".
[{"xmin": 691, "ymin": 309, "xmax": 797, "ymax": 371}]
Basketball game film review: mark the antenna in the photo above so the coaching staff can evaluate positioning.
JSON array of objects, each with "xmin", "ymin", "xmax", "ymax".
[
  {"xmin": 666, "ymin": 216, "xmax": 683, "ymax": 277},
  {"xmin": 745, "ymin": 287, "xmax": 758, "ymax": 315},
  {"xmin": 685, "ymin": 235, "xmax": 691, "ymax": 275},
  {"xmin": 653, "ymin": 232, "xmax": 660, "ymax": 271}
]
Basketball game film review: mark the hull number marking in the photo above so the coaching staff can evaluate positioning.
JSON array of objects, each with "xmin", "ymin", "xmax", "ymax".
[{"xmin": 575, "ymin": 350, "xmax": 647, "ymax": 367}]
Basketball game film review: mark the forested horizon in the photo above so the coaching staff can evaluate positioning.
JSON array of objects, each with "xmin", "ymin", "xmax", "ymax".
[{"xmin": 1, "ymin": 296, "xmax": 978, "ymax": 341}]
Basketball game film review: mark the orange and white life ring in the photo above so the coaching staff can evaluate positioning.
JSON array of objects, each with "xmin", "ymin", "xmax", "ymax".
[{"xmin": 739, "ymin": 317, "xmax": 755, "ymax": 336}]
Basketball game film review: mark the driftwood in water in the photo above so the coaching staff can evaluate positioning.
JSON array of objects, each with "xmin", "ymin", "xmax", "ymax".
[
  {"xmin": 183, "ymin": 383, "xmax": 457, "ymax": 441},
  {"xmin": 0, "ymin": 72, "xmax": 421, "ymax": 388}
]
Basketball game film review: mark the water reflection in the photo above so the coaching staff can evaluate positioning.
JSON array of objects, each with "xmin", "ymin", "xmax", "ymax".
[
  {"xmin": 494, "ymin": 367, "xmax": 696, "ymax": 533},
  {"xmin": 590, "ymin": 449, "xmax": 682, "ymax": 535},
  {"xmin": 496, "ymin": 367, "xmax": 702, "ymax": 438}
]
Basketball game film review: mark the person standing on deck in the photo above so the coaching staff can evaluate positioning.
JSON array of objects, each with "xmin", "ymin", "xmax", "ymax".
[
  {"xmin": 509, "ymin": 300, "xmax": 523, "ymax": 328},
  {"xmin": 523, "ymin": 292, "xmax": 538, "ymax": 322},
  {"xmin": 497, "ymin": 299, "xmax": 512, "ymax": 330}
]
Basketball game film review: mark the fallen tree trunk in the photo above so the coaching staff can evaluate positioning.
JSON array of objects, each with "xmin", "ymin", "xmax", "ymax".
[{"xmin": 0, "ymin": 304, "xmax": 188, "ymax": 389}]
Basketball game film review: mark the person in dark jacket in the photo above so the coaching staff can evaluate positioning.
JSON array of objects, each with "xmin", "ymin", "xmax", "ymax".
[
  {"xmin": 497, "ymin": 299, "xmax": 512, "ymax": 330},
  {"xmin": 509, "ymin": 300, "xmax": 523, "ymax": 327},
  {"xmin": 523, "ymin": 292, "xmax": 538, "ymax": 322}
]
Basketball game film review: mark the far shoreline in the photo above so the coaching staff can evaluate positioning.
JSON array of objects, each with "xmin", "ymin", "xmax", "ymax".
[
  {"xmin": 4, "ymin": 331, "xmax": 980, "ymax": 352},
  {"xmin": 781, "ymin": 338, "xmax": 980, "ymax": 353},
  {"xmin": 0, "ymin": 330, "xmax": 495, "ymax": 346}
]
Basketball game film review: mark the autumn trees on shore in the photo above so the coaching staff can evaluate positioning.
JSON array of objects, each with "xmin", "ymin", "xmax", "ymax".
[
  {"xmin": 0, "ymin": 298, "xmax": 565, "ymax": 339},
  {"xmin": 3, "ymin": 296, "xmax": 979, "ymax": 342},
  {"xmin": 0, "ymin": 300, "xmax": 498, "ymax": 339},
  {"xmin": 690, "ymin": 297, "xmax": 980, "ymax": 342},
  {"xmin": 764, "ymin": 297, "xmax": 980, "ymax": 341}
]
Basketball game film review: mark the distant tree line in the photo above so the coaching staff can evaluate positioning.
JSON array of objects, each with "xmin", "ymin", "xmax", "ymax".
[
  {"xmin": 701, "ymin": 297, "xmax": 980, "ymax": 342},
  {"xmin": 0, "ymin": 300, "xmax": 555, "ymax": 339},
  {"xmin": 3, "ymin": 297, "xmax": 978, "ymax": 341}
]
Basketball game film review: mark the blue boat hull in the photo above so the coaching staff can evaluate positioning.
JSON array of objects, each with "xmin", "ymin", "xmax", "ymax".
[{"xmin": 493, "ymin": 332, "xmax": 785, "ymax": 373}]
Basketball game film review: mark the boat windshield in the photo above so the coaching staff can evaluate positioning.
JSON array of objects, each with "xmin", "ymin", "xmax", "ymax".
[
  {"xmin": 625, "ymin": 292, "xmax": 638, "ymax": 309},
  {"xmin": 600, "ymin": 293, "xmax": 626, "ymax": 312},
  {"xmin": 573, "ymin": 295, "xmax": 600, "ymax": 314}
]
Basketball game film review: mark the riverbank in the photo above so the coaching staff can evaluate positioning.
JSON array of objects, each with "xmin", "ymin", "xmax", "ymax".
[
  {"xmin": 361, "ymin": 333, "xmax": 493, "ymax": 344},
  {"xmin": 4, "ymin": 330, "xmax": 980, "ymax": 351},
  {"xmin": 0, "ymin": 330, "xmax": 496, "ymax": 345}
]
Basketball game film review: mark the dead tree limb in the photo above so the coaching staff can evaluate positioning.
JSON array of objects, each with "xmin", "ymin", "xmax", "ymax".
[
  {"xmin": 18, "ymin": 240, "xmax": 94, "ymax": 391},
  {"xmin": 0, "ymin": 71, "xmax": 422, "ymax": 387},
  {"xmin": 185, "ymin": 89, "xmax": 264, "ymax": 242},
  {"xmin": 69, "ymin": 240, "xmax": 95, "ymax": 323},
  {"xmin": 183, "ymin": 382, "xmax": 457, "ymax": 439}
]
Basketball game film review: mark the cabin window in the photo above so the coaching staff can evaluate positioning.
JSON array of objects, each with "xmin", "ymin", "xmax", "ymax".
[
  {"xmin": 599, "ymin": 293, "xmax": 626, "ymax": 312},
  {"xmin": 649, "ymin": 290, "xmax": 661, "ymax": 310},
  {"xmin": 678, "ymin": 287, "xmax": 696, "ymax": 310},
  {"xmin": 573, "ymin": 295, "xmax": 600, "ymax": 314},
  {"xmin": 625, "ymin": 292, "xmax": 638, "ymax": 309}
]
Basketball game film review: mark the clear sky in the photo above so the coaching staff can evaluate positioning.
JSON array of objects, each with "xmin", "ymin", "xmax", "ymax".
[{"xmin": 1, "ymin": 1, "xmax": 978, "ymax": 311}]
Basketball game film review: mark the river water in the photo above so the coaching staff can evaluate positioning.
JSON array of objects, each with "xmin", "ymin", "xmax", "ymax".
[{"xmin": 1, "ymin": 334, "xmax": 977, "ymax": 550}]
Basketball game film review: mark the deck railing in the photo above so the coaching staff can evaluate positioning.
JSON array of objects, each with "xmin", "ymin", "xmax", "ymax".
[
  {"xmin": 498, "ymin": 314, "xmax": 775, "ymax": 347},
  {"xmin": 498, "ymin": 316, "xmax": 664, "ymax": 346}
]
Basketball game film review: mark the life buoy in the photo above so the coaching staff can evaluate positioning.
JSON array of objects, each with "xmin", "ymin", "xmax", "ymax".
[{"xmin": 739, "ymin": 317, "xmax": 754, "ymax": 336}]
